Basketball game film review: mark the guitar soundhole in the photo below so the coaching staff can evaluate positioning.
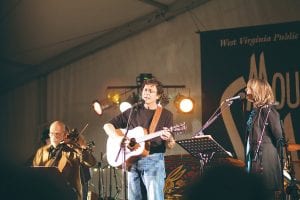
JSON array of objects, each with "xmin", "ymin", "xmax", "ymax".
[{"xmin": 128, "ymin": 138, "xmax": 137, "ymax": 150}]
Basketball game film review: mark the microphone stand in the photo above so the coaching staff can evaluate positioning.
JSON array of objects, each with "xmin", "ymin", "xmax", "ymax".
[
  {"xmin": 108, "ymin": 166, "xmax": 113, "ymax": 200},
  {"xmin": 193, "ymin": 100, "xmax": 233, "ymax": 137},
  {"xmin": 114, "ymin": 104, "xmax": 136, "ymax": 200},
  {"xmin": 98, "ymin": 153, "xmax": 104, "ymax": 200},
  {"xmin": 192, "ymin": 100, "xmax": 233, "ymax": 174},
  {"xmin": 98, "ymin": 161, "xmax": 103, "ymax": 200},
  {"xmin": 107, "ymin": 166, "xmax": 120, "ymax": 200},
  {"xmin": 113, "ymin": 167, "xmax": 121, "ymax": 199}
]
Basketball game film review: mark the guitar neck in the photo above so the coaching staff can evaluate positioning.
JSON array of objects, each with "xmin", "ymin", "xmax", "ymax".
[{"xmin": 136, "ymin": 131, "xmax": 162, "ymax": 143}]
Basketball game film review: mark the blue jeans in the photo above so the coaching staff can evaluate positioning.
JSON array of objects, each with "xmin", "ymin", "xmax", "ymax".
[{"xmin": 128, "ymin": 153, "xmax": 166, "ymax": 200}]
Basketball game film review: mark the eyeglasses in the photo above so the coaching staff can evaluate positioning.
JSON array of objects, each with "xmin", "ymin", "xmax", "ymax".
[{"xmin": 143, "ymin": 88, "xmax": 157, "ymax": 94}]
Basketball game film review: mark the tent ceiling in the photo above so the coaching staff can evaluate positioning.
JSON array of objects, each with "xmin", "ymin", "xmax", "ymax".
[{"xmin": 0, "ymin": 0, "xmax": 209, "ymax": 94}]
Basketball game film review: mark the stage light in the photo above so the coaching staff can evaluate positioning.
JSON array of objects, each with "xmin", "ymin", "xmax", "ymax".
[
  {"xmin": 92, "ymin": 99, "xmax": 113, "ymax": 116},
  {"xmin": 119, "ymin": 102, "xmax": 132, "ymax": 113},
  {"xmin": 174, "ymin": 94, "xmax": 194, "ymax": 113},
  {"xmin": 94, "ymin": 74, "xmax": 187, "ymax": 115},
  {"xmin": 107, "ymin": 91, "xmax": 121, "ymax": 104},
  {"xmin": 92, "ymin": 100, "xmax": 103, "ymax": 115},
  {"xmin": 119, "ymin": 92, "xmax": 140, "ymax": 112}
]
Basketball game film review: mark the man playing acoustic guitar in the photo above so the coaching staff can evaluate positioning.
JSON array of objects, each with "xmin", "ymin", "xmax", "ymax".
[{"xmin": 103, "ymin": 78, "xmax": 176, "ymax": 200}]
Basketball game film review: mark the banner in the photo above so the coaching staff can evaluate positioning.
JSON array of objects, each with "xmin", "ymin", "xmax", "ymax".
[{"xmin": 200, "ymin": 21, "xmax": 300, "ymax": 160}]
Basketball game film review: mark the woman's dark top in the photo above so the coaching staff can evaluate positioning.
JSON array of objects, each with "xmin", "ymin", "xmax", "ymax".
[{"xmin": 246, "ymin": 105, "xmax": 283, "ymax": 191}]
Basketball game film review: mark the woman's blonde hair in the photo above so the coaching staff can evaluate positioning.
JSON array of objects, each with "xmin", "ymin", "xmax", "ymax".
[{"xmin": 246, "ymin": 78, "xmax": 275, "ymax": 107}]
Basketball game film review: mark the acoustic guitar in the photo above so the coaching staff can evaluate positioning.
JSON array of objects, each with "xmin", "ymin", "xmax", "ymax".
[{"xmin": 106, "ymin": 123, "xmax": 186, "ymax": 167}]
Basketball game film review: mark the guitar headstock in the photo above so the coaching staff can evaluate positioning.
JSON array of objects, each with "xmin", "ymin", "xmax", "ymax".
[{"xmin": 169, "ymin": 122, "xmax": 187, "ymax": 135}]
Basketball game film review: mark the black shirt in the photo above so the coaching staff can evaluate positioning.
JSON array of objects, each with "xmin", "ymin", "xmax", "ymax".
[{"xmin": 109, "ymin": 105, "xmax": 173, "ymax": 153}]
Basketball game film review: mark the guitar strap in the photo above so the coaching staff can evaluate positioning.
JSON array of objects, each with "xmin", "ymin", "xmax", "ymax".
[{"xmin": 149, "ymin": 105, "xmax": 162, "ymax": 133}]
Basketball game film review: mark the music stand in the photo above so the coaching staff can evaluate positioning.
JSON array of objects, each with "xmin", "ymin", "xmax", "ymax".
[{"xmin": 176, "ymin": 135, "xmax": 232, "ymax": 171}]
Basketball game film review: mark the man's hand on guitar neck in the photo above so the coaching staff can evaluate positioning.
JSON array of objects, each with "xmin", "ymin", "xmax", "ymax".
[
  {"xmin": 160, "ymin": 128, "xmax": 175, "ymax": 149},
  {"xmin": 160, "ymin": 128, "xmax": 172, "ymax": 141}
]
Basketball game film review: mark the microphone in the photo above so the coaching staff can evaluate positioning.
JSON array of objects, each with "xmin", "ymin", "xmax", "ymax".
[
  {"xmin": 132, "ymin": 100, "xmax": 144, "ymax": 107},
  {"xmin": 225, "ymin": 92, "xmax": 246, "ymax": 102}
]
